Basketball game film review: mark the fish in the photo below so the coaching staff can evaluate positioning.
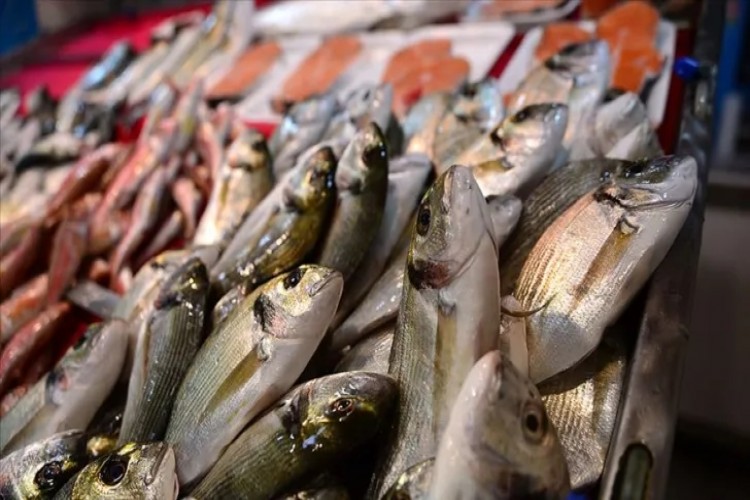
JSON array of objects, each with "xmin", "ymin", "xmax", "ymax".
[
  {"xmin": 332, "ymin": 189, "xmax": 519, "ymax": 355},
  {"xmin": 331, "ymin": 153, "xmax": 431, "ymax": 328},
  {"xmin": 317, "ymin": 123, "xmax": 389, "ymax": 281},
  {"xmin": 172, "ymin": 79, "xmax": 206, "ymax": 155},
  {"xmin": 133, "ymin": 211, "xmax": 185, "ymax": 269},
  {"xmin": 0, "ymin": 303, "xmax": 71, "ymax": 397},
  {"xmin": 381, "ymin": 458, "xmax": 433, "ymax": 499},
  {"xmin": 95, "ymin": 42, "xmax": 171, "ymax": 106},
  {"xmin": 0, "ymin": 430, "xmax": 88, "ymax": 499},
  {"xmin": 334, "ymin": 323, "xmax": 393, "ymax": 374},
  {"xmin": 606, "ymin": 121, "xmax": 663, "ymax": 161},
  {"xmin": 46, "ymin": 218, "xmax": 89, "ymax": 306},
  {"xmin": 188, "ymin": 372, "xmax": 396, "ymax": 499},
  {"xmin": 206, "ymin": 41, "xmax": 282, "ymax": 100},
  {"xmin": 539, "ymin": 334, "xmax": 627, "ymax": 490},
  {"xmin": 535, "ymin": 22, "xmax": 593, "ymax": 62},
  {"xmin": 119, "ymin": 259, "xmax": 208, "ymax": 444},
  {"xmin": 14, "ymin": 133, "xmax": 85, "ymax": 174},
  {"xmin": 591, "ymin": 92, "xmax": 651, "ymax": 156},
  {"xmin": 499, "ymin": 158, "xmax": 636, "ymax": 295},
  {"xmin": 1, "ymin": 275, "xmax": 48, "ymax": 346},
  {"xmin": 517, "ymin": 155, "xmax": 697, "ymax": 382},
  {"xmin": 51, "ymin": 442, "xmax": 178, "ymax": 500},
  {"xmin": 433, "ymin": 78, "xmax": 504, "ymax": 174},
  {"xmin": 193, "ymin": 128, "xmax": 273, "ymax": 247},
  {"xmin": 80, "ymin": 41, "xmax": 136, "ymax": 92},
  {"xmin": 1, "ymin": 386, "xmax": 27, "ymax": 418},
  {"xmin": 268, "ymin": 94, "xmax": 338, "ymax": 178},
  {"xmin": 322, "ymin": 84, "xmax": 395, "ymax": 149},
  {"xmin": 498, "ymin": 295, "xmax": 529, "ymax": 377},
  {"xmin": 166, "ymin": 265, "xmax": 343, "ymax": 486},
  {"xmin": 403, "ymin": 92, "xmax": 451, "ymax": 162},
  {"xmin": 458, "ymin": 103, "xmax": 569, "ymax": 199},
  {"xmin": 369, "ymin": 165, "xmax": 500, "ymax": 496},
  {"xmin": 63, "ymin": 282, "xmax": 119, "ymax": 321},
  {"xmin": 211, "ymin": 146, "xmax": 337, "ymax": 296},
  {"xmin": 278, "ymin": 485, "xmax": 349, "ymax": 500},
  {"xmin": 430, "ymin": 350, "xmax": 570, "ymax": 498},
  {"xmin": 170, "ymin": 177, "xmax": 203, "ymax": 240},
  {"xmin": 0, "ymin": 320, "xmax": 128, "ymax": 453},
  {"xmin": 138, "ymin": 83, "xmax": 178, "ymax": 145}
]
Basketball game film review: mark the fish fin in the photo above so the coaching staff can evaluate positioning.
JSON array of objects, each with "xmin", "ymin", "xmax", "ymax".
[
  {"xmin": 500, "ymin": 295, "xmax": 553, "ymax": 318},
  {"xmin": 199, "ymin": 347, "xmax": 263, "ymax": 420}
]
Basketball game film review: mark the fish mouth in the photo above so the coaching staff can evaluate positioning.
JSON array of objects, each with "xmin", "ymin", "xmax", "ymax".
[
  {"xmin": 145, "ymin": 444, "xmax": 173, "ymax": 486},
  {"xmin": 441, "ymin": 165, "xmax": 475, "ymax": 211},
  {"xmin": 308, "ymin": 270, "xmax": 344, "ymax": 298}
]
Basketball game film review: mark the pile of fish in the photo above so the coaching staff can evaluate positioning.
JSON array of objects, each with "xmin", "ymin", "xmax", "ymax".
[{"xmin": 0, "ymin": 11, "xmax": 697, "ymax": 500}]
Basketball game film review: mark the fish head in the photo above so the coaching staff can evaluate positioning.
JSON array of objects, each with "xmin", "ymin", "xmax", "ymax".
[
  {"xmin": 344, "ymin": 83, "xmax": 393, "ymax": 130},
  {"xmin": 453, "ymin": 78, "xmax": 503, "ymax": 128},
  {"xmin": 62, "ymin": 442, "xmax": 178, "ymax": 499},
  {"xmin": 495, "ymin": 103, "xmax": 568, "ymax": 161},
  {"xmin": 154, "ymin": 257, "xmax": 209, "ymax": 311},
  {"xmin": 252, "ymin": 265, "xmax": 343, "ymax": 342},
  {"xmin": 0, "ymin": 430, "xmax": 88, "ymax": 499},
  {"xmin": 547, "ymin": 39, "xmax": 610, "ymax": 77},
  {"xmin": 336, "ymin": 123, "xmax": 389, "ymax": 193},
  {"xmin": 290, "ymin": 93, "xmax": 339, "ymax": 125},
  {"xmin": 226, "ymin": 129, "xmax": 272, "ymax": 173},
  {"xmin": 298, "ymin": 372, "xmax": 397, "ymax": 454},
  {"xmin": 286, "ymin": 146, "xmax": 337, "ymax": 212},
  {"xmin": 407, "ymin": 165, "xmax": 492, "ymax": 289},
  {"xmin": 465, "ymin": 351, "xmax": 570, "ymax": 496},
  {"xmin": 600, "ymin": 155, "xmax": 698, "ymax": 211}
]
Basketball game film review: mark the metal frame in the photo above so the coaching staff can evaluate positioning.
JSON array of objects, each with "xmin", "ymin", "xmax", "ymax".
[{"xmin": 599, "ymin": 1, "xmax": 723, "ymax": 498}]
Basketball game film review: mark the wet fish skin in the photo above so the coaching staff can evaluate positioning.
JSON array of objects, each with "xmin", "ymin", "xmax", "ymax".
[
  {"xmin": 193, "ymin": 128, "xmax": 273, "ymax": 247},
  {"xmin": 518, "ymin": 155, "xmax": 698, "ymax": 382},
  {"xmin": 403, "ymin": 92, "xmax": 451, "ymax": 163},
  {"xmin": 499, "ymin": 158, "xmax": 636, "ymax": 295},
  {"xmin": 0, "ymin": 274, "xmax": 48, "ymax": 346},
  {"xmin": 51, "ymin": 442, "xmax": 178, "ymax": 500},
  {"xmin": 430, "ymin": 350, "xmax": 570, "ymax": 499},
  {"xmin": 0, "ymin": 430, "xmax": 88, "ymax": 500},
  {"xmin": 317, "ymin": 123, "xmax": 389, "ymax": 281},
  {"xmin": 486, "ymin": 194, "xmax": 523, "ymax": 252},
  {"xmin": 592, "ymin": 92, "xmax": 651, "ymax": 156},
  {"xmin": 540, "ymin": 334, "xmax": 627, "ymax": 490},
  {"xmin": 331, "ymin": 153, "xmax": 431, "ymax": 329},
  {"xmin": 189, "ymin": 372, "xmax": 396, "ymax": 500},
  {"xmin": 211, "ymin": 146, "xmax": 337, "ymax": 296},
  {"xmin": 606, "ymin": 121, "xmax": 663, "ymax": 161},
  {"xmin": 166, "ymin": 265, "xmax": 343, "ymax": 486},
  {"xmin": 0, "ymin": 320, "xmax": 127, "ymax": 453},
  {"xmin": 0, "ymin": 303, "xmax": 71, "ymax": 397},
  {"xmin": 369, "ymin": 166, "xmax": 500, "ymax": 497},
  {"xmin": 460, "ymin": 103, "xmax": 569, "ymax": 199},
  {"xmin": 334, "ymin": 323, "xmax": 393, "ymax": 375},
  {"xmin": 322, "ymin": 83, "xmax": 393, "ymax": 146},
  {"xmin": 119, "ymin": 259, "xmax": 209, "ymax": 444}
]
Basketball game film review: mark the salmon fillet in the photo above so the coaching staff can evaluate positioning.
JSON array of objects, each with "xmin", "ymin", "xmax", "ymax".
[
  {"xmin": 610, "ymin": 39, "xmax": 663, "ymax": 93},
  {"xmin": 482, "ymin": 0, "xmax": 565, "ymax": 16},
  {"xmin": 535, "ymin": 22, "xmax": 593, "ymax": 62},
  {"xmin": 382, "ymin": 39, "xmax": 453, "ymax": 85},
  {"xmin": 596, "ymin": 0, "xmax": 660, "ymax": 42},
  {"xmin": 207, "ymin": 41, "xmax": 281, "ymax": 99},
  {"xmin": 392, "ymin": 56, "xmax": 470, "ymax": 117},
  {"xmin": 277, "ymin": 35, "xmax": 362, "ymax": 107}
]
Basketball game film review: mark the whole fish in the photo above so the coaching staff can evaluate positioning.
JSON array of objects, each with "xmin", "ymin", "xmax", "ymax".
[
  {"xmin": 606, "ymin": 121, "xmax": 663, "ymax": 161},
  {"xmin": 80, "ymin": 42, "xmax": 135, "ymax": 92},
  {"xmin": 0, "ymin": 274, "xmax": 48, "ymax": 345},
  {"xmin": 332, "ymin": 191, "xmax": 520, "ymax": 354},
  {"xmin": 268, "ymin": 94, "xmax": 338, "ymax": 178},
  {"xmin": 0, "ymin": 220, "xmax": 44, "ymax": 298},
  {"xmin": 0, "ymin": 303, "xmax": 70, "ymax": 396},
  {"xmin": 189, "ymin": 372, "xmax": 396, "ymax": 499},
  {"xmin": 46, "ymin": 217, "xmax": 89, "ymax": 306},
  {"xmin": 166, "ymin": 265, "xmax": 343, "ymax": 486},
  {"xmin": 517, "ymin": 155, "xmax": 697, "ymax": 382},
  {"xmin": 433, "ymin": 78, "xmax": 504, "ymax": 174},
  {"xmin": 193, "ymin": 128, "xmax": 273, "ymax": 247},
  {"xmin": 500, "ymin": 158, "xmax": 636, "ymax": 295},
  {"xmin": 0, "ymin": 430, "xmax": 88, "ymax": 499},
  {"xmin": 170, "ymin": 177, "xmax": 203, "ymax": 239},
  {"xmin": 457, "ymin": 103, "xmax": 569, "ymax": 199},
  {"xmin": 540, "ymin": 334, "xmax": 627, "ymax": 490},
  {"xmin": 211, "ymin": 147, "xmax": 336, "ymax": 296},
  {"xmin": 51, "ymin": 442, "xmax": 178, "ymax": 500},
  {"xmin": 331, "ymin": 153, "xmax": 431, "ymax": 328},
  {"xmin": 369, "ymin": 165, "xmax": 500, "ymax": 496},
  {"xmin": 0, "ymin": 321, "xmax": 127, "ymax": 453},
  {"xmin": 334, "ymin": 323, "xmax": 394, "ymax": 374},
  {"xmin": 119, "ymin": 259, "xmax": 208, "ymax": 444},
  {"xmin": 403, "ymin": 92, "xmax": 451, "ymax": 163},
  {"xmin": 430, "ymin": 350, "xmax": 570, "ymax": 498},
  {"xmin": 317, "ymin": 123, "xmax": 389, "ymax": 281}
]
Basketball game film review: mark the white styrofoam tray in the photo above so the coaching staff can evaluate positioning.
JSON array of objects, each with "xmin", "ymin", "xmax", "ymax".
[
  {"xmin": 496, "ymin": 20, "xmax": 676, "ymax": 127},
  {"xmin": 237, "ymin": 21, "xmax": 515, "ymax": 124},
  {"xmin": 462, "ymin": 0, "xmax": 581, "ymax": 30}
]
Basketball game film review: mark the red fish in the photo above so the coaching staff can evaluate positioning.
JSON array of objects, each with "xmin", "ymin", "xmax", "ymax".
[
  {"xmin": 0, "ymin": 274, "xmax": 48, "ymax": 345},
  {"xmin": 0, "ymin": 224, "xmax": 44, "ymax": 300},
  {"xmin": 171, "ymin": 176, "xmax": 203, "ymax": 238}
]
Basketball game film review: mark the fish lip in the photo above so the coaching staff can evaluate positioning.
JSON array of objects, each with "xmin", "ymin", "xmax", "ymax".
[
  {"xmin": 309, "ymin": 270, "xmax": 343, "ymax": 297},
  {"xmin": 146, "ymin": 444, "xmax": 170, "ymax": 485}
]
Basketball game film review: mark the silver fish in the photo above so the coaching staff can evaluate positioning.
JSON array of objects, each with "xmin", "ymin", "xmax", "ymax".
[
  {"xmin": 322, "ymin": 83, "xmax": 394, "ymax": 145},
  {"xmin": 403, "ymin": 92, "xmax": 451, "ymax": 163},
  {"xmin": 606, "ymin": 121, "xmax": 663, "ymax": 161},
  {"xmin": 517, "ymin": 155, "xmax": 697, "ymax": 382},
  {"xmin": 334, "ymin": 323, "xmax": 393, "ymax": 374}
]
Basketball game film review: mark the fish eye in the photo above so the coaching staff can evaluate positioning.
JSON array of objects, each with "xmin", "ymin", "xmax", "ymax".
[
  {"xmin": 416, "ymin": 203, "xmax": 431, "ymax": 237},
  {"xmin": 250, "ymin": 139, "xmax": 266, "ymax": 153},
  {"xmin": 283, "ymin": 268, "xmax": 304, "ymax": 289},
  {"xmin": 34, "ymin": 461, "xmax": 63, "ymax": 491},
  {"xmin": 98, "ymin": 455, "xmax": 128, "ymax": 486},
  {"xmin": 327, "ymin": 397, "xmax": 355, "ymax": 420},
  {"xmin": 362, "ymin": 142, "xmax": 386, "ymax": 166},
  {"xmin": 512, "ymin": 108, "xmax": 530, "ymax": 123},
  {"xmin": 521, "ymin": 402, "xmax": 547, "ymax": 444}
]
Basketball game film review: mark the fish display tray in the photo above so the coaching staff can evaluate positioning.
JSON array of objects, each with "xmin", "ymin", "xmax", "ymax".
[
  {"xmin": 236, "ymin": 21, "xmax": 515, "ymax": 124},
  {"xmin": 462, "ymin": 0, "xmax": 582, "ymax": 29},
  {"xmin": 496, "ymin": 20, "xmax": 676, "ymax": 127}
]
